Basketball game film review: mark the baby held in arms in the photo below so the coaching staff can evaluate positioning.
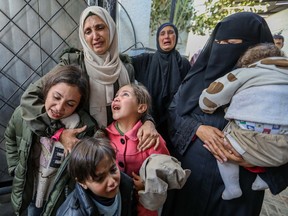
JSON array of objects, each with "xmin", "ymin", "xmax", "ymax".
[{"xmin": 199, "ymin": 43, "xmax": 288, "ymax": 200}]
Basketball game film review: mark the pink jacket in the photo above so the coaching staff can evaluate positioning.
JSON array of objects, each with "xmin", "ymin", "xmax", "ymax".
[{"xmin": 106, "ymin": 120, "xmax": 170, "ymax": 177}]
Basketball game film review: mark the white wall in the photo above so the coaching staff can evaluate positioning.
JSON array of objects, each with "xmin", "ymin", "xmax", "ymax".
[
  {"xmin": 185, "ymin": 33, "xmax": 209, "ymax": 60},
  {"xmin": 117, "ymin": 0, "xmax": 152, "ymax": 53}
]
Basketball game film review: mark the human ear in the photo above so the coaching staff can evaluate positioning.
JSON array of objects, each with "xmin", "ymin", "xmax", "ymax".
[
  {"xmin": 78, "ymin": 182, "xmax": 88, "ymax": 190},
  {"xmin": 138, "ymin": 104, "xmax": 147, "ymax": 114}
]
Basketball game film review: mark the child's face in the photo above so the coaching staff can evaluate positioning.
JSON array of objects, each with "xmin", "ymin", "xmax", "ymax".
[
  {"xmin": 45, "ymin": 83, "xmax": 81, "ymax": 120},
  {"xmin": 111, "ymin": 85, "xmax": 143, "ymax": 121},
  {"xmin": 79, "ymin": 157, "xmax": 120, "ymax": 199}
]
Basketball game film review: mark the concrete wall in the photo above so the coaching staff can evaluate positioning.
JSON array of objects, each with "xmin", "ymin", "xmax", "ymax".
[{"xmin": 117, "ymin": 0, "xmax": 152, "ymax": 53}]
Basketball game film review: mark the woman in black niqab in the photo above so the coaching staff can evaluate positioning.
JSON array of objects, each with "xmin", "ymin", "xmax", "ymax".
[
  {"xmin": 164, "ymin": 12, "xmax": 287, "ymax": 216},
  {"xmin": 132, "ymin": 23, "xmax": 191, "ymax": 142},
  {"xmin": 178, "ymin": 12, "xmax": 273, "ymax": 117}
]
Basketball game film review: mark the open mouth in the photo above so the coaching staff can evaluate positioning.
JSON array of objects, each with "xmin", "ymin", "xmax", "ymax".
[
  {"xmin": 112, "ymin": 105, "xmax": 120, "ymax": 110},
  {"xmin": 51, "ymin": 110, "xmax": 62, "ymax": 118},
  {"xmin": 93, "ymin": 41, "xmax": 103, "ymax": 48}
]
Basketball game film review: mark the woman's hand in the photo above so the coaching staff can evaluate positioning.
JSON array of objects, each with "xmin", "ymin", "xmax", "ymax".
[
  {"xmin": 132, "ymin": 172, "xmax": 145, "ymax": 191},
  {"xmin": 137, "ymin": 120, "xmax": 160, "ymax": 151},
  {"xmin": 203, "ymin": 139, "xmax": 235, "ymax": 163},
  {"xmin": 60, "ymin": 125, "xmax": 87, "ymax": 154},
  {"xmin": 202, "ymin": 128, "xmax": 254, "ymax": 167},
  {"xmin": 196, "ymin": 125, "xmax": 226, "ymax": 159},
  {"xmin": 196, "ymin": 125, "xmax": 225, "ymax": 145}
]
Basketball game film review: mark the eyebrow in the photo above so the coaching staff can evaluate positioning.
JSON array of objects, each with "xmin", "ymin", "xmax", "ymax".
[
  {"xmin": 160, "ymin": 29, "xmax": 174, "ymax": 33},
  {"xmin": 54, "ymin": 91, "xmax": 79, "ymax": 102},
  {"xmin": 95, "ymin": 172, "xmax": 103, "ymax": 177},
  {"xmin": 118, "ymin": 89, "xmax": 133, "ymax": 95}
]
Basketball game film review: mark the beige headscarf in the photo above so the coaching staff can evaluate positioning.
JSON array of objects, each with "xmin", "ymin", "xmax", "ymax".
[{"xmin": 79, "ymin": 6, "xmax": 130, "ymax": 127}]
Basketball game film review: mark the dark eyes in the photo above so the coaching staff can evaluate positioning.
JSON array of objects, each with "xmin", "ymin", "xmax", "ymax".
[
  {"xmin": 53, "ymin": 95, "xmax": 61, "ymax": 100},
  {"xmin": 97, "ymin": 24, "xmax": 105, "ymax": 30},
  {"xmin": 114, "ymin": 92, "xmax": 129, "ymax": 99},
  {"xmin": 84, "ymin": 29, "xmax": 91, "ymax": 35},
  {"xmin": 214, "ymin": 39, "xmax": 243, "ymax": 44},
  {"xmin": 53, "ymin": 95, "xmax": 76, "ymax": 107},
  {"xmin": 94, "ymin": 165, "xmax": 118, "ymax": 182},
  {"xmin": 67, "ymin": 102, "xmax": 76, "ymax": 107},
  {"xmin": 110, "ymin": 165, "xmax": 118, "ymax": 174},
  {"xmin": 95, "ymin": 175, "xmax": 104, "ymax": 182},
  {"xmin": 84, "ymin": 24, "xmax": 106, "ymax": 35},
  {"xmin": 160, "ymin": 30, "xmax": 175, "ymax": 36}
]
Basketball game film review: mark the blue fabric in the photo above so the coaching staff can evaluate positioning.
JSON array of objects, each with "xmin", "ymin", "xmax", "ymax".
[{"xmin": 28, "ymin": 201, "xmax": 44, "ymax": 216}]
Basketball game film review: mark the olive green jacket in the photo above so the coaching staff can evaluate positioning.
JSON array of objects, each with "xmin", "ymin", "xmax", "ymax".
[
  {"xmin": 5, "ymin": 106, "xmax": 97, "ymax": 216},
  {"xmin": 20, "ymin": 49, "xmax": 135, "ymax": 137}
]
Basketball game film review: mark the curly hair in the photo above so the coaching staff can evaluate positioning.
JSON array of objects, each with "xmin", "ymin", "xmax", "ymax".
[{"xmin": 237, "ymin": 43, "xmax": 283, "ymax": 68}]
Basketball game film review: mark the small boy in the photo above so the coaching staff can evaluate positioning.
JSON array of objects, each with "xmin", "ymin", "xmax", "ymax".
[{"xmin": 56, "ymin": 137, "xmax": 136, "ymax": 216}]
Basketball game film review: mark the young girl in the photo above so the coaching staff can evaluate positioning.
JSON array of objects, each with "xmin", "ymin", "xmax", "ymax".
[
  {"xmin": 199, "ymin": 43, "xmax": 288, "ymax": 200},
  {"xmin": 106, "ymin": 83, "xmax": 170, "ymax": 216},
  {"xmin": 5, "ymin": 65, "xmax": 97, "ymax": 216},
  {"xmin": 56, "ymin": 136, "xmax": 136, "ymax": 216}
]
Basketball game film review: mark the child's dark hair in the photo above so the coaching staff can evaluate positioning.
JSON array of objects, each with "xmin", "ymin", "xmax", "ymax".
[
  {"xmin": 68, "ymin": 137, "xmax": 115, "ymax": 183},
  {"xmin": 237, "ymin": 43, "xmax": 283, "ymax": 67},
  {"xmin": 42, "ymin": 65, "xmax": 88, "ymax": 110}
]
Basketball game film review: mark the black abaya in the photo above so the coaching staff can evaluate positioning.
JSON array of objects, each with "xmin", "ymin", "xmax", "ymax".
[
  {"xmin": 166, "ymin": 12, "xmax": 285, "ymax": 216},
  {"xmin": 132, "ymin": 23, "xmax": 191, "ymax": 142}
]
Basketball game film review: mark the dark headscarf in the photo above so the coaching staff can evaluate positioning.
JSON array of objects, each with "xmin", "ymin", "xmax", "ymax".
[
  {"xmin": 175, "ymin": 12, "xmax": 273, "ymax": 116},
  {"xmin": 133, "ymin": 23, "xmax": 190, "ymax": 128},
  {"xmin": 156, "ymin": 22, "xmax": 179, "ymax": 52}
]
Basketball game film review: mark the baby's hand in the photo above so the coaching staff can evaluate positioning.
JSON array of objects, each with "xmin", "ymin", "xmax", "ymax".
[{"xmin": 132, "ymin": 172, "xmax": 145, "ymax": 191}]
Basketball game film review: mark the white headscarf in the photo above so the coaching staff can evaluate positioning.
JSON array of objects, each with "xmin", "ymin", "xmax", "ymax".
[{"xmin": 79, "ymin": 6, "xmax": 130, "ymax": 127}]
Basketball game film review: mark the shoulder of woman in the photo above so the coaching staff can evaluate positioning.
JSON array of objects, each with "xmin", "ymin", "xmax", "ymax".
[
  {"xmin": 59, "ymin": 48, "xmax": 83, "ymax": 66},
  {"xmin": 119, "ymin": 53, "xmax": 132, "ymax": 64},
  {"xmin": 77, "ymin": 110, "xmax": 98, "ymax": 130}
]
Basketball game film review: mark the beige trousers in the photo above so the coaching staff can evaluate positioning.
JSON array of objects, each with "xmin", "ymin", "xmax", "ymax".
[{"xmin": 224, "ymin": 121, "xmax": 288, "ymax": 167}]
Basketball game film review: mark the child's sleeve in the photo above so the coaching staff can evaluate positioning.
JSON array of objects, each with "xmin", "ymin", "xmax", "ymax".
[{"xmin": 199, "ymin": 71, "xmax": 242, "ymax": 114}]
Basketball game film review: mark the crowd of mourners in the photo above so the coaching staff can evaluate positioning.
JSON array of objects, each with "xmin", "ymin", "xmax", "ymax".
[{"xmin": 4, "ymin": 5, "xmax": 288, "ymax": 216}]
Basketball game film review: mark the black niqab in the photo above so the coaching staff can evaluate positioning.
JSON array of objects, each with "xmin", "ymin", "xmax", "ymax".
[{"xmin": 176, "ymin": 12, "xmax": 273, "ymax": 116}]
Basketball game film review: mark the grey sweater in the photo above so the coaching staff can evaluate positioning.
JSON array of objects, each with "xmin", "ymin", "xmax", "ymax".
[{"xmin": 199, "ymin": 57, "xmax": 288, "ymax": 125}]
